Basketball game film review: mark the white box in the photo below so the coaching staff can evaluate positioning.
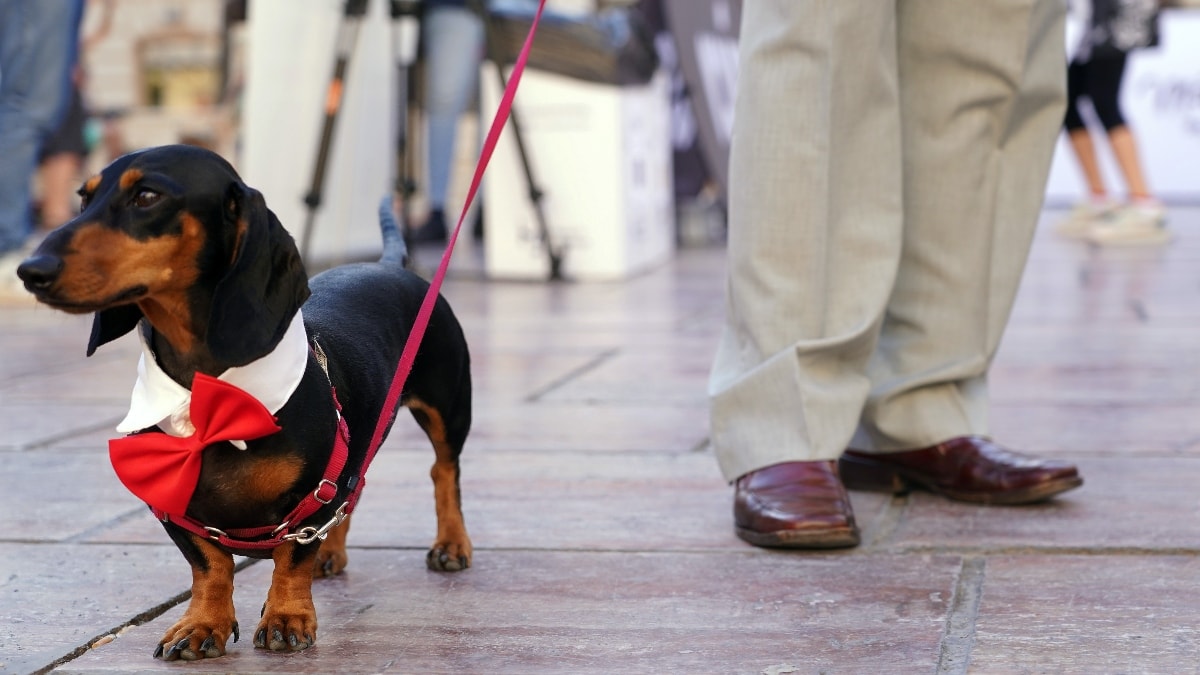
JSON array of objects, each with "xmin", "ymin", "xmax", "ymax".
[{"xmin": 481, "ymin": 64, "xmax": 675, "ymax": 281}]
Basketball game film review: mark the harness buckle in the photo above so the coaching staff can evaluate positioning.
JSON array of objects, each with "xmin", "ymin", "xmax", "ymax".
[
  {"xmin": 204, "ymin": 526, "xmax": 228, "ymax": 541},
  {"xmin": 314, "ymin": 479, "xmax": 338, "ymax": 504}
]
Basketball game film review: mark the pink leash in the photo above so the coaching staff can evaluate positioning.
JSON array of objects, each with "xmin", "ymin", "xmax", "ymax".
[{"xmin": 361, "ymin": 0, "xmax": 547, "ymax": 483}]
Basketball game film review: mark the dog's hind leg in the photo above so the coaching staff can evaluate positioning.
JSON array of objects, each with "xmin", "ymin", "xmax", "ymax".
[
  {"xmin": 313, "ymin": 515, "xmax": 352, "ymax": 578},
  {"xmin": 408, "ymin": 398, "xmax": 473, "ymax": 572}
]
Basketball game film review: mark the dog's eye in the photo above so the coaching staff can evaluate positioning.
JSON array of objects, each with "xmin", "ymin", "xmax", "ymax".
[{"xmin": 131, "ymin": 190, "xmax": 162, "ymax": 209}]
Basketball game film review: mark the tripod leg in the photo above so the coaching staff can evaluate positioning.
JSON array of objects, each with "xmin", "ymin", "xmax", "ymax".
[
  {"xmin": 300, "ymin": 0, "xmax": 371, "ymax": 262},
  {"xmin": 390, "ymin": 1, "xmax": 422, "ymax": 263},
  {"xmin": 482, "ymin": 9, "xmax": 564, "ymax": 281}
]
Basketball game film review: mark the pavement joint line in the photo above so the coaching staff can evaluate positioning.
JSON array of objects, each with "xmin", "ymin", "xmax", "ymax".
[
  {"xmin": 523, "ymin": 347, "xmax": 620, "ymax": 403},
  {"xmin": 63, "ymin": 505, "xmax": 156, "ymax": 544},
  {"xmin": 935, "ymin": 556, "xmax": 986, "ymax": 675},
  {"xmin": 17, "ymin": 542, "xmax": 1200, "ymax": 558},
  {"xmin": 323, "ymin": 544, "xmax": 1200, "ymax": 558},
  {"xmin": 886, "ymin": 545, "xmax": 1200, "ymax": 557},
  {"xmin": 13, "ymin": 415, "xmax": 125, "ymax": 452},
  {"xmin": 32, "ymin": 558, "xmax": 261, "ymax": 675}
]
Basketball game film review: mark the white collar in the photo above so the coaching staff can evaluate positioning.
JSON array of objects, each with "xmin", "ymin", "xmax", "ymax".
[{"xmin": 116, "ymin": 310, "xmax": 309, "ymax": 447}]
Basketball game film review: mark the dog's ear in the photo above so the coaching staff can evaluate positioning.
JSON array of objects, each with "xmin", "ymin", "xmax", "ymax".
[
  {"xmin": 206, "ymin": 183, "xmax": 310, "ymax": 366},
  {"xmin": 87, "ymin": 304, "xmax": 144, "ymax": 357}
]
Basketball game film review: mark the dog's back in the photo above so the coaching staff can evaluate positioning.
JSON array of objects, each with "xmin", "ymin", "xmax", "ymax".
[{"xmin": 301, "ymin": 200, "xmax": 472, "ymax": 477}]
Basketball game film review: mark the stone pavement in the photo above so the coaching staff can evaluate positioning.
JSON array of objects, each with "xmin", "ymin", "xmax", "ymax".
[{"xmin": 1, "ymin": 208, "xmax": 1198, "ymax": 674}]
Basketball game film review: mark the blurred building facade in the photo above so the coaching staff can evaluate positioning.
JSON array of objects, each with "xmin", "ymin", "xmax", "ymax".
[{"xmin": 80, "ymin": 0, "xmax": 231, "ymax": 169}]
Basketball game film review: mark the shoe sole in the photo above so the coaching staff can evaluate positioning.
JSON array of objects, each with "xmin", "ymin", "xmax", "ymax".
[
  {"xmin": 1088, "ymin": 232, "xmax": 1172, "ymax": 246},
  {"xmin": 735, "ymin": 525, "xmax": 860, "ymax": 550},
  {"xmin": 838, "ymin": 454, "xmax": 1084, "ymax": 506}
]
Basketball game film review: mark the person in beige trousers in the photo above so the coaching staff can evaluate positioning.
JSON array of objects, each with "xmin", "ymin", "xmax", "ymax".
[{"xmin": 710, "ymin": 0, "xmax": 1084, "ymax": 549}]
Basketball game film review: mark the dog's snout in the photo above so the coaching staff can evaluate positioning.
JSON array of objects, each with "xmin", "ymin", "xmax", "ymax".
[{"xmin": 16, "ymin": 254, "xmax": 64, "ymax": 290}]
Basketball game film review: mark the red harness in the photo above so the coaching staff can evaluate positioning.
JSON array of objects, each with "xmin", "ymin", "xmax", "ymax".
[
  {"xmin": 107, "ymin": 0, "xmax": 547, "ymax": 553},
  {"xmin": 146, "ymin": 378, "xmax": 356, "ymax": 553}
]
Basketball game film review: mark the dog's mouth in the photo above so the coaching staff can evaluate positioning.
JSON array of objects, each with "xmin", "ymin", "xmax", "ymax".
[{"xmin": 31, "ymin": 284, "xmax": 148, "ymax": 314}]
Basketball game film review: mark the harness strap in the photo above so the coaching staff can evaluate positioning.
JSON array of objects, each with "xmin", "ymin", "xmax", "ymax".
[{"xmin": 153, "ymin": 387, "xmax": 351, "ymax": 552}]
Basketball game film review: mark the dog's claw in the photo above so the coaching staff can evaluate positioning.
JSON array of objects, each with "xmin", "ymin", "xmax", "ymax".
[
  {"xmin": 254, "ymin": 628, "xmax": 267, "ymax": 649},
  {"xmin": 426, "ymin": 547, "xmax": 472, "ymax": 572},
  {"xmin": 232, "ymin": 621, "xmax": 240, "ymax": 643},
  {"xmin": 153, "ymin": 643, "xmax": 164, "ymax": 659},
  {"xmin": 161, "ymin": 637, "xmax": 188, "ymax": 661}
]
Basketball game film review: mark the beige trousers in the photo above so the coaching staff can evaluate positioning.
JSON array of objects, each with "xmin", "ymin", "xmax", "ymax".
[{"xmin": 709, "ymin": 0, "xmax": 1067, "ymax": 481}]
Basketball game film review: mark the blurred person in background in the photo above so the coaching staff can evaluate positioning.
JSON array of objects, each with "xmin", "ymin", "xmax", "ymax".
[
  {"xmin": 0, "ymin": 0, "xmax": 86, "ymax": 299},
  {"xmin": 36, "ymin": 75, "xmax": 92, "ymax": 232},
  {"xmin": 409, "ymin": 0, "xmax": 540, "ymax": 244},
  {"xmin": 710, "ymin": 0, "xmax": 1082, "ymax": 550},
  {"xmin": 409, "ymin": 0, "xmax": 486, "ymax": 244},
  {"xmin": 36, "ymin": 0, "xmax": 114, "ymax": 232},
  {"xmin": 1056, "ymin": 0, "xmax": 1167, "ymax": 245}
]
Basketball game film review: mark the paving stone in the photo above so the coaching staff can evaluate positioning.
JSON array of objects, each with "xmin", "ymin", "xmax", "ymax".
[
  {"xmin": 0, "ymin": 451, "xmax": 144, "ymax": 542},
  {"xmin": 885, "ymin": 457, "xmax": 1200, "ymax": 551},
  {"xmin": 971, "ymin": 555, "xmax": 1200, "ymax": 672},
  {"xmin": 57, "ymin": 550, "xmax": 962, "ymax": 674},
  {"xmin": 991, "ymin": 401, "xmax": 1200, "ymax": 456},
  {"xmin": 0, "ymin": 543, "xmax": 187, "ymax": 675},
  {"xmin": 451, "ymin": 401, "xmax": 712, "ymax": 453},
  {"xmin": 0, "ymin": 403, "xmax": 126, "ymax": 452},
  {"xmin": 0, "ymin": 354, "xmax": 135, "ymax": 404}
]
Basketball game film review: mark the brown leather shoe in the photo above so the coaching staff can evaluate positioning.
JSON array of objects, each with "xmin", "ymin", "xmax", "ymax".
[
  {"xmin": 839, "ymin": 436, "xmax": 1082, "ymax": 505},
  {"xmin": 733, "ymin": 461, "xmax": 860, "ymax": 549}
]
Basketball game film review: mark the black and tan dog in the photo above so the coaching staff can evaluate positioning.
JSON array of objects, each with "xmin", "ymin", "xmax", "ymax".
[{"xmin": 16, "ymin": 144, "xmax": 473, "ymax": 660}]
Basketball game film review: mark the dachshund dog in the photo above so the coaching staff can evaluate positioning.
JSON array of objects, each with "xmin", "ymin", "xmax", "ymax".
[{"xmin": 16, "ymin": 144, "xmax": 473, "ymax": 660}]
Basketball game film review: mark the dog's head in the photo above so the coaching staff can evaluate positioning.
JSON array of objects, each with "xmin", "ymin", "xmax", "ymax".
[{"xmin": 17, "ymin": 144, "xmax": 310, "ymax": 366}]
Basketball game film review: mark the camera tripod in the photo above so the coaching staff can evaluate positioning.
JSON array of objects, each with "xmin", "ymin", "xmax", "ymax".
[
  {"xmin": 299, "ymin": 0, "xmax": 562, "ymax": 280},
  {"xmin": 299, "ymin": 0, "xmax": 418, "ymax": 261}
]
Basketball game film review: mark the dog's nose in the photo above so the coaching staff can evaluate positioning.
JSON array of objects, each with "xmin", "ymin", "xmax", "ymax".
[{"xmin": 16, "ymin": 254, "xmax": 64, "ymax": 290}]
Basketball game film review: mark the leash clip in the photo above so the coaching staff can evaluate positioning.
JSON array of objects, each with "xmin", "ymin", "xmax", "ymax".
[{"xmin": 283, "ymin": 502, "xmax": 349, "ymax": 545}]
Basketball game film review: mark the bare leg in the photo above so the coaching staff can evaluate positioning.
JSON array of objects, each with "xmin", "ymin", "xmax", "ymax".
[
  {"xmin": 1107, "ymin": 125, "xmax": 1152, "ymax": 200},
  {"xmin": 1066, "ymin": 128, "xmax": 1107, "ymax": 198},
  {"xmin": 38, "ymin": 152, "xmax": 82, "ymax": 230}
]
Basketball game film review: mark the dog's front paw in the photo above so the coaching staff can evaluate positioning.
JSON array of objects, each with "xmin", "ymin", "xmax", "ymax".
[
  {"xmin": 154, "ymin": 615, "xmax": 239, "ymax": 661},
  {"xmin": 426, "ymin": 536, "xmax": 472, "ymax": 572},
  {"xmin": 254, "ymin": 602, "xmax": 317, "ymax": 651}
]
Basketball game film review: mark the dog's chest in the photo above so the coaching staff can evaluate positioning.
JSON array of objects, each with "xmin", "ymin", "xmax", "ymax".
[{"xmin": 190, "ymin": 440, "xmax": 308, "ymax": 524}]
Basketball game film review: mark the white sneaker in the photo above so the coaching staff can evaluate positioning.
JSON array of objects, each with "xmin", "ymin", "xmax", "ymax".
[
  {"xmin": 1056, "ymin": 200, "xmax": 1117, "ymax": 238},
  {"xmin": 1087, "ymin": 202, "xmax": 1170, "ymax": 246}
]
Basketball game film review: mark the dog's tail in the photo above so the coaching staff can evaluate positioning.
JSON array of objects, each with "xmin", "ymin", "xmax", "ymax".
[{"xmin": 378, "ymin": 196, "xmax": 408, "ymax": 267}]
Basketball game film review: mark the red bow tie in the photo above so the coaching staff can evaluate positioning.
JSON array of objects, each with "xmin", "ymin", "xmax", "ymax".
[{"xmin": 109, "ymin": 372, "xmax": 282, "ymax": 515}]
